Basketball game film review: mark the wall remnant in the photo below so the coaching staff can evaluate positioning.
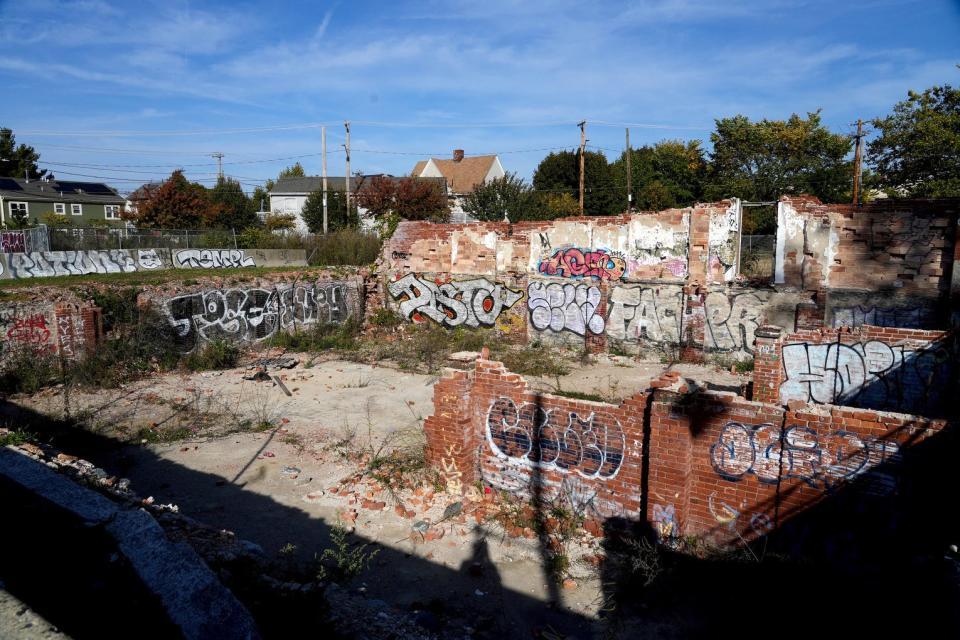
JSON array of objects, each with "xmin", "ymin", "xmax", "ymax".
[
  {"xmin": 526, "ymin": 281, "xmax": 605, "ymax": 336},
  {"xmin": 537, "ymin": 247, "xmax": 626, "ymax": 281},
  {"xmin": 387, "ymin": 273, "xmax": 523, "ymax": 328}
]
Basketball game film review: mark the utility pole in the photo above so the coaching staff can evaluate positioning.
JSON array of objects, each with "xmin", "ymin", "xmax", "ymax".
[
  {"xmin": 211, "ymin": 152, "xmax": 224, "ymax": 180},
  {"xmin": 625, "ymin": 127, "xmax": 632, "ymax": 213},
  {"xmin": 852, "ymin": 119, "xmax": 864, "ymax": 206},
  {"xmin": 344, "ymin": 121, "xmax": 351, "ymax": 217},
  {"xmin": 322, "ymin": 126, "xmax": 328, "ymax": 234},
  {"xmin": 578, "ymin": 121, "xmax": 586, "ymax": 215}
]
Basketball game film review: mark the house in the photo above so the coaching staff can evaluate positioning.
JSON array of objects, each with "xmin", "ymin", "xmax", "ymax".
[
  {"xmin": 0, "ymin": 177, "xmax": 126, "ymax": 228},
  {"xmin": 269, "ymin": 175, "xmax": 448, "ymax": 232},
  {"xmin": 125, "ymin": 182, "xmax": 162, "ymax": 216},
  {"xmin": 411, "ymin": 150, "xmax": 506, "ymax": 222}
]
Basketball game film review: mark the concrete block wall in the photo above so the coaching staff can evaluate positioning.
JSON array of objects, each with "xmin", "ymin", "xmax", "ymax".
[{"xmin": 424, "ymin": 354, "xmax": 952, "ymax": 547}]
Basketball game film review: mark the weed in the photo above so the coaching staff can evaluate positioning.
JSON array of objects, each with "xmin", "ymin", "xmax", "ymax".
[
  {"xmin": 369, "ymin": 308, "xmax": 402, "ymax": 327},
  {"xmin": 316, "ymin": 524, "xmax": 379, "ymax": 584},
  {"xmin": 184, "ymin": 339, "xmax": 240, "ymax": 371},
  {"xmin": 625, "ymin": 537, "xmax": 664, "ymax": 587},
  {"xmin": 265, "ymin": 318, "xmax": 361, "ymax": 353},
  {"xmin": 551, "ymin": 389, "xmax": 606, "ymax": 403},
  {"xmin": 0, "ymin": 347, "xmax": 60, "ymax": 395},
  {"xmin": 0, "ymin": 428, "xmax": 33, "ymax": 447},
  {"xmin": 735, "ymin": 358, "xmax": 755, "ymax": 374},
  {"xmin": 280, "ymin": 432, "xmax": 306, "ymax": 453}
]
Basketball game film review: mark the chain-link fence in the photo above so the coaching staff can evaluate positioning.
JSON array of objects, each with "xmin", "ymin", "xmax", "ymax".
[
  {"xmin": 0, "ymin": 225, "xmax": 49, "ymax": 253},
  {"xmin": 48, "ymin": 227, "xmax": 238, "ymax": 252},
  {"xmin": 739, "ymin": 234, "xmax": 775, "ymax": 281}
]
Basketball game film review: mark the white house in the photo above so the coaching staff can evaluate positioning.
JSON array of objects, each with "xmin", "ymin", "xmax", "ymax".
[{"xmin": 411, "ymin": 150, "xmax": 506, "ymax": 222}]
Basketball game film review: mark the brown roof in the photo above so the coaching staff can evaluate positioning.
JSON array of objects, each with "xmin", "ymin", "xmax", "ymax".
[{"xmin": 412, "ymin": 155, "xmax": 497, "ymax": 194}]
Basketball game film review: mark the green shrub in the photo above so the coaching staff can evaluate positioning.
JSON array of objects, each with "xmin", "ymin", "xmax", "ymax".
[
  {"xmin": 184, "ymin": 339, "xmax": 240, "ymax": 371},
  {"xmin": 369, "ymin": 307, "xmax": 402, "ymax": 327},
  {"xmin": 236, "ymin": 228, "xmax": 381, "ymax": 266},
  {"xmin": 266, "ymin": 319, "xmax": 361, "ymax": 353},
  {"xmin": 0, "ymin": 347, "xmax": 60, "ymax": 395}
]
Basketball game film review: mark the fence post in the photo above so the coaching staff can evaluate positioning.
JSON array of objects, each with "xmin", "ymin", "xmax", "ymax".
[{"xmin": 232, "ymin": 228, "xmax": 237, "ymax": 249}]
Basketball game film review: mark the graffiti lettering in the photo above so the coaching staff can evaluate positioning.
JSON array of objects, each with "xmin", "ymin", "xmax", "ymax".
[
  {"xmin": 164, "ymin": 282, "xmax": 352, "ymax": 351},
  {"xmin": 709, "ymin": 421, "xmax": 901, "ymax": 491},
  {"xmin": 388, "ymin": 274, "xmax": 522, "ymax": 328},
  {"xmin": 780, "ymin": 340, "xmax": 955, "ymax": 413},
  {"xmin": 175, "ymin": 249, "xmax": 256, "ymax": 269},
  {"xmin": 56, "ymin": 313, "xmax": 84, "ymax": 359},
  {"xmin": 8, "ymin": 250, "xmax": 137, "ymax": 278},
  {"xmin": 538, "ymin": 248, "xmax": 625, "ymax": 281},
  {"xmin": 486, "ymin": 397, "xmax": 625, "ymax": 479},
  {"xmin": 0, "ymin": 231, "xmax": 25, "ymax": 253},
  {"xmin": 390, "ymin": 250, "xmax": 411, "ymax": 260},
  {"xmin": 6, "ymin": 313, "xmax": 52, "ymax": 346},
  {"xmin": 440, "ymin": 444, "xmax": 464, "ymax": 495},
  {"xmin": 527, "ymin": 282, "xmax": 604, "ymax": 336},
  {"xmin": 137, "ymin": 249, "xmax": 163, "ymax": 270},
  {"xmin": 832, "ymin": 305, "xmax": 934, "ymax": 329}
]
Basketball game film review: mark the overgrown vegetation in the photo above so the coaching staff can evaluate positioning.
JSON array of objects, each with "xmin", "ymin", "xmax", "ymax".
[
  {"xmin": 236, "ymin": 228, "xmax": 381, "ymax": 266},
  {"xmin": 184, "ymin": 339, "xmax": 240, "ymax": 371},
  {"xmin": 316, "ymin": 524, "xmax": 379, "ymax": 584}
]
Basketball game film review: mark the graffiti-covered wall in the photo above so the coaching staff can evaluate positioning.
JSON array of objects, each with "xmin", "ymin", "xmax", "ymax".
[
  {"xmin": 0, "ymin": 302, "xmax": 101, "ymax": 362},
  {"xmin": 424, "ymin": 353, "xmax": 952, "ymax": 550},
  {"xmin": 0, "ymin": 248, "xmax": 307, "ymax": 279}
]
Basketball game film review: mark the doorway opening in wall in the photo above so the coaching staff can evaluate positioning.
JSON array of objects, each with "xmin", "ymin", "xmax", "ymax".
[{"xmin": 739, "ymin": 201, "xmax": 777, "ymax": 283}]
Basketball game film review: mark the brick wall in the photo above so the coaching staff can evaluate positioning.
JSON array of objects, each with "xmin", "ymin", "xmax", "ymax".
[
  {"xmin": 424, "ymin": 355, "xmax": 953, "ymax": 549},
  {"xmin": 1, "ymin": 301, "xmax": 101, "ymax": 362}
]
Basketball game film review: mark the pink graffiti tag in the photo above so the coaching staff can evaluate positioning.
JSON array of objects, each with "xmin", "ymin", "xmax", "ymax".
[
  {"xmin": 6, "ymin": 313, "xmax": 51, "ymax": 345},
  {"xmin": 538, "ymin": 248, "xmax": 626, "ymax": 281}
]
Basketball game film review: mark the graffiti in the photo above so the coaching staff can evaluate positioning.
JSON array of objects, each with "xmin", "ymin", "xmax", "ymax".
[
  {"xmin": 709, "ymin": 421, "xmax": 901, "ymax": 491},
  {"xmin": 832, "ymin": 305, "xmax": 934, "ymax": 329},
  {"xmin": 56, "ymin": 312, "xmax": 84, "ymax": 359},
  {"xmin": 607, "ymin": 285, "xmax": 767, "ymax": 353},
  {"xmin": 440, "ymin": 444, "xmax": 464, "ymax": 495},
  {"xmin": 708, "ymin": 492, "xmax": 740, "ymax": 528},
  {"xmin": 388, "ymin": 274, "xmax": 522, "ymax": 328},
  {"xmin": 0, "ymin": 231, "xmax": 25, "ymax": 253},
  {"xmin": 6, "ymin": 313, "xmax": 52, "ymax": 346},
  {"xmin": 165, "ymin": 282, "xmax": 352, "ymax": 351},
  {"xmin": 652, "ymin": 503, "xmax": 678, "ymax": 541},
  {"xmin": 175, "ymin": 249, "xmax": 256, "ymax": 269},
  {"xmin": 390, "ymin": 250, "xmax": 411, "ymax": 261},
  {"xmin": 137, "ymin": 249, "xmax": 163, "ymax": 270},
  {"xmin": 780, "ymin": 339, "xmax": 955, "ymax": 412},
  {"xmin": 709, "ymin": 203, "xmax": 739, "ymax": 280},
  {"xmin": 486, "ymin": 397, "xmax": 625, "ymax": 479},
  {"xmin": 538, "ymin": 232, "xmax": 551, "ymax": 250},
  {"xmin": 538, "ymin": 247, "xmax": 625, "ymax": 281},
  {"xmin": 627, "ymin": 223, "xmax": 689, "ymax": 278},
  {"xmin": 607, "ymin": 285, "xmax": 684, "ymax": 345},
  {"xmin": 7, "ymin": 250, "xmax": 137, "ymax": 278},
  {"xmin": 527, "ymin": 281, "xmax": 604, "ymax": 336}
]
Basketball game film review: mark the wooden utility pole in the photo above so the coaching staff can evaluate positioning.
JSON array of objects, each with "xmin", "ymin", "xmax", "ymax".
[
  {"xmin": 344, "ymin": 121, "xmax": 352, "ymax": 216},
  {"xmin": 625, "ymin": 127, "xmax": 632, "ymax": 213},
  {"xmin": 852, "ymin": 119, "xmax": 864, "ymax": 206},
  {"xmin": 322, "ymin": 126, "xmax": 328, "ymax": 234},
  {"xmin": 578, "ymin": 121, "xmax": 586, "ymax": 215}
]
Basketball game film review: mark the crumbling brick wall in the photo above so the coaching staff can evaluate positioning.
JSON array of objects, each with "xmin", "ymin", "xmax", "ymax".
[
  {"xmin": 0, "ymin": 301, "xmax": 101, "ymax": 361},
  {"xmin": 424, "ymin": 353, "xmax": 952, "ymax": 549}
]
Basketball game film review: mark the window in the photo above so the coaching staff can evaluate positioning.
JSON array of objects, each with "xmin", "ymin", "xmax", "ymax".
[
  {"xmin": 55, "ymin": 203, "xmax": 66, "ymax": 215},
  {"xmin": 283, "ymin": 197, "xmax": 296, "ymax": 213},
  {"xmin": 71, "ymin": 203, "xmax": 83, "ymax": 216},
  {"xmin": 9, "ymin": 201, "xmax": 27, "ymax": 218},
  {"xmin": 104, "ymin": 205, "xmax": 120, "ymax": 220}
]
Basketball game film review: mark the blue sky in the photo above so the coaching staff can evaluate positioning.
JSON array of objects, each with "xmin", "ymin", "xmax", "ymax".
[{"xmin": 0, "ymin": 0, "xmax": 957, "ymax": 194}]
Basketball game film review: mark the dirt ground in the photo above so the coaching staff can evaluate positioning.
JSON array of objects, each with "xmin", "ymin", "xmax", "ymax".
[{"xmin": 9, "ymin": 356, "xmax": 748, "ymax": 638}]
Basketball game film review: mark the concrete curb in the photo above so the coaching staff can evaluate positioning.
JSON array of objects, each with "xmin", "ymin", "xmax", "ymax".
[{"xmin": 0, "ymin": 447, "xmax": 261, "ymax": 640}]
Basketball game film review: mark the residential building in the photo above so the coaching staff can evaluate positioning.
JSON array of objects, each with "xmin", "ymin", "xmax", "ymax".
[
  {"xmin": 269, "ymin": 175, "xmax": 447, "ymax": 232},
  {"xmin": 411, "ymin": 149, "xmax": 506, "ymax": 222},
  {"xmin": 0, "ymin": 177, "xmax": 125, "ymax": 228}
]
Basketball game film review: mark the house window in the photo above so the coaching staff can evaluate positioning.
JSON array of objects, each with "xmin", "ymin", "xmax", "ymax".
[
  {"xmin": 283, "ymin": 198, "xmax": 296, "ymax": 213},
  {"xmin": 9, "ymin": 201, "xmax": 27, "ymax": 218},
  {"xmin": 55, "ymin": 203, "xmax": 66, "ymax": 215},
  {"xmin": 71, "ymin": 203, "xmax": 83, "ymax": 216},
  {"xmin": 104, "ymin": 205, "xmax": 120, "ymax": 220}
]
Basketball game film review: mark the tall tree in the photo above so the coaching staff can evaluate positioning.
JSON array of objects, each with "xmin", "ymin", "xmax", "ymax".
[
  {"xmin": 209, "ymin": 177, "xmax": 258, "ymax": 229},
  {"xmin": 301, "ymin": 188, "xmax": 358, "ymax": 233},
  {"xmin": 264, "ymin": 162, "xmax": 307, "ymax": 192},
  {"xmin": 532, "ymin": 150, "xmax": 620, "ymax": 215},
  {"xmin": 463, "ymin": 172, "xmax": 539, "ymax": 221},
  {"xmin": 0, "ymin": 128, "xmax": 46, "ymax": 180},
  {"xmin": 251, "ymin": 186, "xmax": 271, "ymax": 213},
  {"xmin": 868, "ymin": 82, "xmax": 960, "ymax": 197},
  {"xmin": 704, "ymin": 111, "xmax": 853, "ymax": 204},
  {"xmin": 611, "ymin": 140, "xmax": 706, "ymax": 210},
  {"xmin": 355, "ymin": 176, "xmax": 449, "ymax": 222},
  {"xmin": 126, "ymin": 170, "xmax": 218, "ymax": 228}
]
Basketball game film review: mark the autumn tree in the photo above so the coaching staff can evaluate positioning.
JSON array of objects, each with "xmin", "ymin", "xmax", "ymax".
[
  {"xmin": 209, "ymin": 177, "xmax": 258, "ymax": 229},
  {"xmin": 127, "ymin": 170, "xmax": 218, "ymax": 228},
  {"xmin": 868, "ymin": 82, "xmax": 960, "ymax": 197},
  {"xmin": 355, "ymin": 176, "xmax": 449, "ymax": 222},
  {"xmin": 0, "ymin": 128, "xmax": 46, "ymax": 180},
  {"xmin": 532, "ymin": 150, "xmax": 620, "ymax": 215}
]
